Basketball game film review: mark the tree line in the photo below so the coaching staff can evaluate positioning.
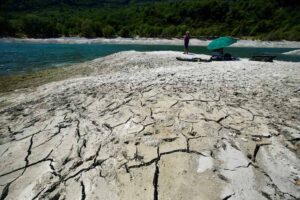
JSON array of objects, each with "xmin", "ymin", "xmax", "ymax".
[{"xmin": 0, "ymin": 0, "xmax": 299, "ymax": 40}]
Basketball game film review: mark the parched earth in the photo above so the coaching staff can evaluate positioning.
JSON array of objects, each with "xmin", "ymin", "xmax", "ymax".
[{"xmin": 0, "ymin": 51, "xmax": 300, "ymax": 200}]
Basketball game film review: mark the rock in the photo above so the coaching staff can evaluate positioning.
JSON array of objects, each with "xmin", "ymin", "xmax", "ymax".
[
  {"xmin": 158, "ymin": 152, "xmax": 223, "ymax": 200},
  {"xmin": 118, "ymin": 164, "xmax": 155, "ymax": 200},
  {"xmin": 197, "ymin": 156, "xmax": 214, "ymax": 173},
  {"xmin": 0, "ymin": 51, "xmax": 299, "ymax": 199},
  {"xmin": 256, "ymin": 138, "xmax": 300, "ymax": 198}
]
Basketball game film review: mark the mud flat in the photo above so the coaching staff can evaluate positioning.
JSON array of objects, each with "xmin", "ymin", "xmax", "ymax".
[{"xmin": 0, "ymin": 51, "xmax": 300, "ymax": 200}]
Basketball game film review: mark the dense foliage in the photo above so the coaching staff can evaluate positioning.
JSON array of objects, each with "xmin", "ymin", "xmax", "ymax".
[{"xmin": 0, "ymin": 0, "xmax": 299, "ymax": 40}]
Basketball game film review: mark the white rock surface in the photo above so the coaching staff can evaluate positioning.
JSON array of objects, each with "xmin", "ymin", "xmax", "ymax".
[{"xmin": 0, "ymin": 51, "xmax": 300, "ymax": 200}]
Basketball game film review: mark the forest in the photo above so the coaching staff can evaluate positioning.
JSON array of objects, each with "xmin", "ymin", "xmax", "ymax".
[{"xmin": 0, "ymin": 0, "xmax": 300, "ymax": 40}]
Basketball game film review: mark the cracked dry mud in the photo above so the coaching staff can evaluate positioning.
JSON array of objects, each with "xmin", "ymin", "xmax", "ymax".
[{"xmin": 0, "ymin": 51, "xmax": 300, "ymax": 200}]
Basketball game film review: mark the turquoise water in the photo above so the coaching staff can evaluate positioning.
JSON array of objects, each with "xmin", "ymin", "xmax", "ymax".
[{"xmin": 0, "ymin": 42, "xmax": 299, "ymax": 76}]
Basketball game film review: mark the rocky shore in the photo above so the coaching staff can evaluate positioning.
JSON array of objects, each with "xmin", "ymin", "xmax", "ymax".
[
  {"xmin": 2, "ymin": 37, "xmax": 300, "ymax": 48},
  {"xmin": 0, "ymin": 51, "xmax": 300, "ymax": 199}
]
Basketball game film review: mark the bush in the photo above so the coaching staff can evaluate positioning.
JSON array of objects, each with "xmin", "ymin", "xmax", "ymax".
[
  {"xmin": 93, "ymin": 22, "xmax": 103, "ymax": 37},
  {"xmin": 119, "ymin": 27, "xmax": 130, "ymax": 37},
  {"xmin": 161, "ymin": 25, "xmax": 178, "ymax": 38},
  {"xmin": 285, "ymin": 25, "xmax": 300, "ymax": 41},
  {"xmin": 81, "ymin": 20, "xmax": 96, "ymax": 38},
  {"xmin": 0, "ymin": 16, "xmax": 13, "ymax": 36},
  {"xmin": 102, "ymin": 25, "xmax": 115, "ymax": 38}
]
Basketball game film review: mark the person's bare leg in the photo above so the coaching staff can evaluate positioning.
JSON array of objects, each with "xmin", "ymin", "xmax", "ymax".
[{"xmin": 185, "ymin": 47, "xmax": 189, "ymax": 54}]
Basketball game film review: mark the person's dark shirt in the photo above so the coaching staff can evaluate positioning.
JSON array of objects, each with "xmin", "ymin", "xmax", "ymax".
[{"xmin": 184, "ymin": 35, "xmax": 190, "ymax": 46}]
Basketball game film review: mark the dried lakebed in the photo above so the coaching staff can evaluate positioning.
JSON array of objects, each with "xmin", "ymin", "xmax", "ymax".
[{"xmin": 0, "ymin": 51, "xmax": 300, "ymax": 200}]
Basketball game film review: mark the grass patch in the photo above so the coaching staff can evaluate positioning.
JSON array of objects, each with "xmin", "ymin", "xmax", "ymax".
[{"xmin": 0, "ymin": 65, "xmax": 93, "ymax": 94}]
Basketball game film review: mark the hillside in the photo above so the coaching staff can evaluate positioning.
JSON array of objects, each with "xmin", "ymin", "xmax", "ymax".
[
  {"xmin": 0, "ymin": 0, "xmax": 300, "ymax": 40},
  {"xmin": 0, "ymin": 0, "xmax": 168, "ymax": 10}
]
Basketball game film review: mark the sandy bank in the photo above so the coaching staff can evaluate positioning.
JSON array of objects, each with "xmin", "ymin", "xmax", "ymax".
[
  {"xmin": 283, "ymin": 49, "xmax": 300, "ymax": 55},
  {"xmin": 2, "ymin": 37, "xmax": 300, "ymax": 48},
  {"xmin": 0, "ymin": 51, "xmax": 300, "ymax": 200}
]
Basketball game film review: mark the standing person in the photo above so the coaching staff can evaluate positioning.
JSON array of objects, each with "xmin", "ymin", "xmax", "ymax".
[{"xmin": 183, "ymin": 31, "xmax": 190, "ymax": 54}]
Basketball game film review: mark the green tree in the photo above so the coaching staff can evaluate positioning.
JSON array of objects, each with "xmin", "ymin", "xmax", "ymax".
[
  {"xmin": 81, "ymin": 19, "xmax": 96, "ymax": 38},
  {"xmin": 161, "ymin": 25, "xmax": 177, "ymax": 38},
  {"xmin": 0, "ymin": 16, "xmax": 14, "ymax": 36},
  {"xmin": 93, "ymin": 22, "xmax": 103, "ymax": 37},
  {"xmin": 102, "ymin": 25, "xmax": 115, "ymax": 38},
  {"xmin": 119, "ymin": 26, "xmax": 130, "ymax": 37}
]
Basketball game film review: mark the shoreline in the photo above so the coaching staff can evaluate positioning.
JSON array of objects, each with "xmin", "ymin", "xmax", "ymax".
[
  {"xmin": 0, "ymin": 58, "xmax": 97, "ymax": 94},
  {"xmin": 1, "ymin": 37, "xmax": 300, "ymax": 48}
]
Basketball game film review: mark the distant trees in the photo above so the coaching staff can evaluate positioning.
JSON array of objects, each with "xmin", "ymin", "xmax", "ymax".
[
  {"xmin": 22, "ymin": 14, "xmax": 59, "ymax": 38},
  {"xmin": 0, "ymin": 0, "xmax": 299, "ymax": 40}
]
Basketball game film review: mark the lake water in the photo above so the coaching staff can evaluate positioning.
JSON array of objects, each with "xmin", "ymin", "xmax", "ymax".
[{"xmin": 0, "ymin": 42, "xmax": 299, "ymax": 76}]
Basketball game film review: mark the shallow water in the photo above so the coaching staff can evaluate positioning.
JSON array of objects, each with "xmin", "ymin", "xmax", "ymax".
[{"xmin": 0, "ymin": 42, "xmax": 299, "ymax": 76}]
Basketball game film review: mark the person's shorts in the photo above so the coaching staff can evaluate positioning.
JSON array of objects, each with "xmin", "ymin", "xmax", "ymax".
[{"xmin": 184, "ymin": 43, "xmax": 189, "ymax": 48}]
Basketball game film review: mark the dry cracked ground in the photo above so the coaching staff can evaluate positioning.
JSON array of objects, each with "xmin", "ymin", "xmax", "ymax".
[{"xmin": 0, "ymin": 51, "xmax": 300, "ymax": 200}]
